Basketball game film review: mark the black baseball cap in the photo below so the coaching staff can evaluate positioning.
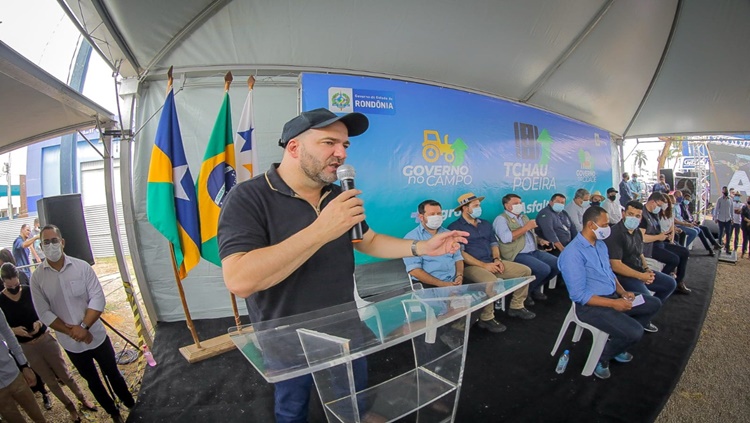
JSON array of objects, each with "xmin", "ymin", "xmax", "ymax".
[
  {"xmin": 278, "ymin": 108, "xmax": 369, "ymax": 147},
  {"xmin": 607, "ymin": 187, "xmax": 618, "ymax": 194}
]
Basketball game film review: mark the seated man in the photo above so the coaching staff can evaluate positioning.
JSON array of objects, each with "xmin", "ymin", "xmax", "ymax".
[
  {"xmin": 589, "ymin": 191, "xmax": 605, "ymax": 207},
  {"xmin": 493, "ymin": 193, "xmax": 559, "ymax": 304},
  {"xmin": 559, "ymin": 206, "xmax": 661, "ymax": 379},
  {"xmin": 604, "ymin": 201, "xmax": 676, "ymax": 314},
  {"xmin": 644, "ymin": 193, "xmax": 691, "ymax": 294},
  {"xmin": 403, "ymin": 200, "xmax": 464, "ymax": 288},
  {"xmin": 448, "ymin": 193, "xmax": 535, "ymax": 331},
  {"xmin": 564, "ymin": 188, "xmax": 590, "ymax": 232},
  {"xmin": 603, "ymin": 187, "xmax": 623, "ymax": 225},
  {"xmin": 536, "ymin": 193, "xmax": 578, "ymax": 254},
  {"xmin": 675, "ymin": 191, "xmax": 721, "ymax": 252}
]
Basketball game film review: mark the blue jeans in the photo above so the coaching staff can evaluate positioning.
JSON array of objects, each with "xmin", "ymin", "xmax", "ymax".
[
  {"xmin": 677, "ymin": 225, "xmax": 698, "ymax": 247},
  {"xmin": 732, "ymin": 223, "xmax": 741, "ymax": 250},
  {"xmin": 652, "ymin": 242, "xmax": 689, "ymax": 283},
  {"xmin": 514, "ymin": 250, "xmax": 559, "ymax": 294},
  {"xmin": 717, "ymin": 220, "xmax": 733, "ymax": 250},
  {"xmin": 274, "ymin": 357, "xmax": 368, "ymax": 423},
  {"xmin": 618, "ymin": 271, "xmax": 676, "ymax": 302},
  {"xmin": 575, "ymin": 294, "xmax": 661, "ymax": 364}
]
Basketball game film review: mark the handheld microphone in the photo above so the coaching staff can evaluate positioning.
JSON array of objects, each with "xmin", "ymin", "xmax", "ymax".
[{"xmin": 336, "ymin": 164, "xmax": 363, "ymax": 243}]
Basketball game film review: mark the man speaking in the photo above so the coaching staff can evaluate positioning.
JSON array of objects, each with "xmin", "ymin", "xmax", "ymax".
[{"xmin": 218, "ymin": 108, "xmax": 467, "ymax": 423}]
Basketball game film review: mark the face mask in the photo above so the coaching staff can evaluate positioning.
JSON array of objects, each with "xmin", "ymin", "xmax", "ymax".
[
  {"xmin": 590, "ymin": 201, "xmax": 601, "ymax": 207},
  {"xmin": 683, "ymin": 199, "xmax": 690, "ymax": 205},
  {"xmin": 723, "ymin": 192, "xmax": 728, "ymax": 197},
  {"xmin": 425, "ymin": 215, "xmax": 443, "ymax": 230},
  {"xmin": 581, "ymin": 201, "xmax": 590, "ymax": 208},
  {"xmin": 511, "ymin": 204, "xmax": 525, "ymax": 215},
  {"xmin": 632, "ymin": 177, "xmax": 637, "ymax": 181},
  {"xmin": 593, "ymin": 224, "xmax": 611, "ymax": 240},
  {"xmin": 735, "ymin": 196, "xmax": 740, "ymax": 201},
  {"xmin": 6, "ymin": 286, "xmax": 20, "ymax": 295},
  {"xmin": 624, "ymin": 216, "xmax": 641, "ymax": 230},
  {"xmin": 469, "ymin": 207, "xmax": 482, "ymax": 219},
  {"xmin": 551, "ymin": 203, "xmax": 564, "ymax": 213},
  {"xmin": 608, "ymin": 195, "xmax": 617, "ymax": 201},
  {"xmin": 42, "ymin": 243, "xmax": 63, "ymax": 262},
  {"xmin": 652, "ymin": 206, "xmax": 662, "ymax": 214}
]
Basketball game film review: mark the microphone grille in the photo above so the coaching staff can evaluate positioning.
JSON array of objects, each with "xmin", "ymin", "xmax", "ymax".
[{"xmin": 336, "ymin": 164, "xmax": 356, "ymax": 180}]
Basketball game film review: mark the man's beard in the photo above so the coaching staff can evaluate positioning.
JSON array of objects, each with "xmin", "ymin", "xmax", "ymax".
[{"xmin": 300, "ymin": 144, "xmax": 341, "ymax": 184}]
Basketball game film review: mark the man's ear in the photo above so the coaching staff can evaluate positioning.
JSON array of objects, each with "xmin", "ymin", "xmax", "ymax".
[{"xmin": 286, "ymin": 139, "xmax": 301, "ymax": 158}]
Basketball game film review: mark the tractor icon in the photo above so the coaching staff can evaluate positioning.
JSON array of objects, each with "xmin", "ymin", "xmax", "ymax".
[{"xmin": 422, "ymin": 130, "xmax": 455, "ymax": 163}]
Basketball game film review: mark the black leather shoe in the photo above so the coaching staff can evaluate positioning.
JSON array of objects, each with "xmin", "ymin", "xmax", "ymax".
[{"xmin": 676, "ymin": 283, "xmax": 692, "ymax": 294}]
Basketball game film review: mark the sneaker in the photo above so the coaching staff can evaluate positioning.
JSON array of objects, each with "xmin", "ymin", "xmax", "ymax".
[
  {"xmin": 42, "ymin": 393, "xmax": 52, "ymax": 410},
  {"xmin": 477, "ymin": 318, "xmax": 507, "ymax": 333},
  {"xmin": 594, "ymin": 362, "xmax": 611, "ymax": 379},
  {"xmin": 532, "ymin": 290, "xmax": 548, "ymax": 301},
  {"xmin": 507, "ymin": 307, "xmax": 536, "ymax": 320},
  {"xmin": 613, "ymin": 352, "xmax": 633, "ymax": 363},
  {"xmin": 439, "ymin": 331, "xmax": 463, "ymax": 349},
  {"xmin": 643, "ymin": 322, "xmax": 659, "ymax": 333},
  {"xmin": 524, "ymin": 297, "xmax": 535, "ymax": 307}
]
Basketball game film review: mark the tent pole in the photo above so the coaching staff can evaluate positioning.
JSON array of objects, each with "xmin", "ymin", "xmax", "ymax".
[{"xmin": 102, "ymin": 132, "xmax": 154, "ymax": 348}]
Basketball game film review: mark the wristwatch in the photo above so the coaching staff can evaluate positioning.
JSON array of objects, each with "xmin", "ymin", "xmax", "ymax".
[{"xmin": 80, "ymin": 322, "xmax": 90, "ymax": 330}]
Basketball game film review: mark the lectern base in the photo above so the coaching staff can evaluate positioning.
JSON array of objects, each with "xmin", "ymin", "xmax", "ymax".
[{"xmin": 179, "ymin": 333, "xmax": 236, "ymax": 363}]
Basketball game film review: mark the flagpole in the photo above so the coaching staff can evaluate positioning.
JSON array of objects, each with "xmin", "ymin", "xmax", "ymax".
[
  {"xmin": 169, "ymin": 244, "xmax": 202, "ymax": 348},
  {"xmin": 167, "ymin": 65, "xmax": 173, "ymax": 93}
]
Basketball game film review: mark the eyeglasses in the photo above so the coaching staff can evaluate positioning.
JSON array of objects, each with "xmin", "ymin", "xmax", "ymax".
[{"xmin": 42, "ymin": 238, "xmax": 61, "ymax": 246}]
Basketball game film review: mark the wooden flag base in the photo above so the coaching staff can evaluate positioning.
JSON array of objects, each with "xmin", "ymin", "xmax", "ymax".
[{"xmin": 179, "ymin": 333, "xmax": 236, "ymax": 363}]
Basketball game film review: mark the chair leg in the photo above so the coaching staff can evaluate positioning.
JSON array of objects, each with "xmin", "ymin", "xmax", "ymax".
[
  {"xmin": 551, "ymin": 319, "xmax": 572, "ymax": 356},
  {"xmin": 572, "ymin": 325, "xmax": 584, "ymax": 343},
  {"xmin": 582, "ymin": 331, "xmax": 609, "ymax": 376},
  {"xmin": 549, "ymin": 276, "xmax": 557, "ymax": 289}
]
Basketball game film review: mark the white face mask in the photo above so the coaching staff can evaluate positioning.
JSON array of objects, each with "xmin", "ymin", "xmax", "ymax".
[
  {"xmin": 425, "ymin": 215, "xmax": 444, "ymax": 230},
  {"xmin": 593, "ymin": 224, "xmax": 611, "ymax": 240},
  {"xmin": 42, "ymin": 243, "xmax": 63, "ymax": 262},
  {"xmin": 511, "ymin": 203, "xmax": 525, "ymax": 215}
]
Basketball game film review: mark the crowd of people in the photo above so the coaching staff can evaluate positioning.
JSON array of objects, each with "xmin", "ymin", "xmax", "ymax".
[
  {"xmin": 402, "ymin": 172, "xmax": 746, "ymax": 380},
  {"xmin": 0, "ymin": 225, "xmax": 133, "ymax": 423}
]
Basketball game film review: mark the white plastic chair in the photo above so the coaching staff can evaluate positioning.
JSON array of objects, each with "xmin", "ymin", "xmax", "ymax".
[{"xmin": 551, "ymin": 302, "xmax": 610, "ymax": 376}]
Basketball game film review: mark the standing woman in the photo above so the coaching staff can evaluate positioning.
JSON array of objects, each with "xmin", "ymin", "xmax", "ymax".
[
  {"xmin": 741, "ymin": 198, "xmax": 750, "ymax": 258},
  {"xmin": 0, "ymin": 263, "xmax": 96, "ymax": 422}
]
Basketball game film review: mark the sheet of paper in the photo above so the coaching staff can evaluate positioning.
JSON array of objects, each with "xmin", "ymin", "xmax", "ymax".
[{"xmin": 632, "ymin": 294, "xmax": 645, "ymax": 307}]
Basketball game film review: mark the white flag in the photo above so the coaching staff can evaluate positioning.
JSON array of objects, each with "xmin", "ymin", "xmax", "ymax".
[{"xmin": 234, "ymin": 89, "xmax": 257, "ymax": 182}]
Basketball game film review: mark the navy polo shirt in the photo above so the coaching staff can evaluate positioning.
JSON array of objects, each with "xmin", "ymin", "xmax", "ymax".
[
  {"xmin": 447, "ymin": 215, "xmax": 497, "ymax": 263},
  {"xmin": 217, "ymin": 164, "xmax": 369, "ymax": 324}
]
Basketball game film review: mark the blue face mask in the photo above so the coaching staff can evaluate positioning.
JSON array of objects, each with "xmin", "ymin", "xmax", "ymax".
[
  {"xmin": 683, "ymin": 199, "xmax": 690, "ymax": 205},
  {"xmin": 624, "ymin": 216, "xmax": 641, "ymax": 230},
  {"xmin": 735, "ymin": 196, "xmax": 741, "ymax": 201},
  {"xmin": 582, "ymin": 201, "xmax": 590, "ymax": 208},
  {"xmin": 551, "ymin": 203, "xmax": 564, "ymax": 213},
  {"xmin": 652, "ymin": 206, "xmax": 662, "ymax": 214},
  {"xmin": 591, "ymin": 201, "xmax": 601, "ymax": 207},
  {"xmin": 470, "ymin": 207, "xmax": 482, "ymax": 219}
]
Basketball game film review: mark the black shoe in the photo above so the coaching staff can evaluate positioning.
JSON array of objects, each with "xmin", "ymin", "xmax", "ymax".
[
  {"xmin": 111, "ymin": 413, "xmax": 125, "ymax": 423},
  {"xmin": 532, "ymin": 290, "xmax": 548, "ymax": 301},
  {"xmin": 643, "ymin": 322, "xmax": 659, "ymax": 333},
  {"xmin": 524, "ymin": 297, "xmax": 535, "ymax": 307},
  {"xmin": 477, "ymin": 318, "xmax": 507, "ymax": 333},
  {"xmin": 507, "ymin": 307, "xmax": 536, "ymax": 320},
  {"xmin": 42, "ymin": 393, "xmax": 52, "ymax": 410},
  {"xmin": 707, "ymin": 250, "xmax": 715, "ymax": 257}
]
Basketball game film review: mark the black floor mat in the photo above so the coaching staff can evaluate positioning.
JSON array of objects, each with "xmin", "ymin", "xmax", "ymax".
[{"xmin": 128, "ymin": 248, "xmax": 717, "ymax": 422}]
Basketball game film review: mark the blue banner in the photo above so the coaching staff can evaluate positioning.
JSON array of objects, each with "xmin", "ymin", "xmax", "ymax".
[{"xmin": 302, "ymin": 73, "xmax": 613, "ymax": 264}]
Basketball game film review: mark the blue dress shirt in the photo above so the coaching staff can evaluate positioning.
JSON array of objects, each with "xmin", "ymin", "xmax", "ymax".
[
  {"xmin": 559, "ymin": 233, "xmax": 617, "ymax": 305},
  {"xmin": 403, "ymin": 224, "xmax": 463, "ymax": 282}
]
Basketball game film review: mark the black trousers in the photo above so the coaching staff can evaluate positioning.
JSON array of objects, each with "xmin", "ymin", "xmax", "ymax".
[{"xmin": 66, "ymin": 336, "xmax": 134, "ymax": 415}]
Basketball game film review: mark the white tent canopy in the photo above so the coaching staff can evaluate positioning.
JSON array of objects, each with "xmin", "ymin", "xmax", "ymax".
[
  {"xmin": 7, "ymin": 0, "xmax": 748, "ymax": 321},
  {"xmin": 61, "ymin": 0, "xmax": 750, "ymax": 138},
  {"xmin": 0, "ymin": 41, "xmax": 114, "ymax": 154}
]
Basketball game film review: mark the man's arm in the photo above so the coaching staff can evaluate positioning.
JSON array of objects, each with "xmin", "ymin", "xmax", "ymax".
[
  {"xmin": 408, "ymin": 268, "xmax": 453, "ymax": 287},
  {"xmin": 609, "ymin": 259, "xmax": 652, "ymax": 282},
  {"xmin": 68, "ymin": 265, "xmax": 106, "ymax": 343},
  {"xmin": 355, "ymin": 229, "xmax": 467, "ymax": 260},
  {"xmin": 639, "ymin": 228, "xmax": 668, "ymax": 243},
  {"xmin": 222, "ymin": 190, "xmax": 369, "ymax": 297},
  {"xmin": 20, "ymin": 235, "xmax": 38, "ymax": 249},
  {"xmin": 536, "ymin": 214, "xmax": 560, "ymax": 245}
]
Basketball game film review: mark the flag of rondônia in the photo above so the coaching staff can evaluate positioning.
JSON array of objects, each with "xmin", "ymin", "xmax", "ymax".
[{"xmin": 147, "ymin": 88, "xmax": 201, "ymax": 279}]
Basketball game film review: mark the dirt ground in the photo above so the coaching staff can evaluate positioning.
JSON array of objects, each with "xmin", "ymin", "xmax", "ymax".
[
  {"xmin": 19, "ymin": 251, "xmax": 746, "ymax": 422},
  {"xmin": 656, "ymin": 252, "xmax": 750, "ymax": 423}
]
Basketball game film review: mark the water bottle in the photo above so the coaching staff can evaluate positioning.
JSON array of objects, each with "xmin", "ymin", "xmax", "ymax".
[
  {"xmin": 142, "ymin": 345, "xmax": 157, "ymax": 367},
  {"xmin": 555, "ymin": 350, "xmax": 569, "ymax": 374}
]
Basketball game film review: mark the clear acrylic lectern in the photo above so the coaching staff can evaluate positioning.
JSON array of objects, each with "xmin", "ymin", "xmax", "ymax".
[{"xmin": 229, "ymin": 277, "xmax": 533, "ymax": 423}]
